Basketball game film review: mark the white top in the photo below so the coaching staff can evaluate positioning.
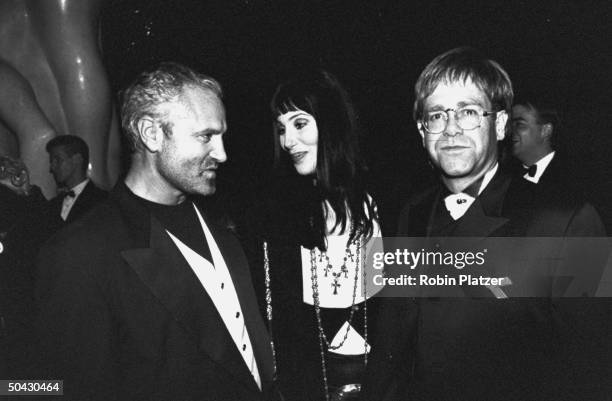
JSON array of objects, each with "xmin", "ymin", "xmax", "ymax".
[
  {"xmin": 167, "ymin": 204, "xmax": 261, "ymax": 390},
  {"xmin": 61, "ymin": 178, "xmax": 89, "ymax": 220},
  {"xmin": 300, "ymin": 197, "xmax": 382, "ymax": 355},
  {"xmin": 523, "ymin": 151, "xmax": 555, "ymax": 184}
]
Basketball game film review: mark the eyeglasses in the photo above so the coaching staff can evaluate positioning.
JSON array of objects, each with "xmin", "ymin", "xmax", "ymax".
[{"xmin": 421, "ymin": 106, "xmax": 498, "ymax": 134}]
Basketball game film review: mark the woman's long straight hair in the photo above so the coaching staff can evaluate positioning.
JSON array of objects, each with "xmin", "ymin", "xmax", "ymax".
[{"xmin": 271, "ymin": 70, "xmax": 377, "ymax": 249}]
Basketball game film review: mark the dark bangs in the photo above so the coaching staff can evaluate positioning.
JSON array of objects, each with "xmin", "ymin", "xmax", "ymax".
[{"xmin": 270, "ymin": 80, "xmax": 319, "ymax": 119}]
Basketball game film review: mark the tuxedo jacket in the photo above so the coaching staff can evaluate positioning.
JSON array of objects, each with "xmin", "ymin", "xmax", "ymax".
[
  {"xmin": 362, "ymin": 170, "xmax": 610, "ymax": 401},
  {"xmin": 48, "ymin": 180, "xmax": 108, "ymax": 226},
  {"xmin": 536, "ymin": 152, "xmax": 565, "ymax": 187},
  {"xmin": 34, "ymin": 183, "xmax": 276, "ymax": 401}
]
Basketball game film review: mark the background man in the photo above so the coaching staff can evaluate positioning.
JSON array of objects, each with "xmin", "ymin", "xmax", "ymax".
[
  {"xmin": 510, "ymin": 93, "xmax": 567, "ymax": 187},
  {"xmin": 46, "ymin": 135, "xmax": 107, "ymax": 224},
  {"xmin": 1, "ymin": 137, "xmax": 105, "ymax": 374},
  {"xmin": 35, "ymin": 62, "xmax": 276, "ymax": 400},
  {"xmin": 363, "ymin": 47, "xmax": 608, "ymax": 401}
]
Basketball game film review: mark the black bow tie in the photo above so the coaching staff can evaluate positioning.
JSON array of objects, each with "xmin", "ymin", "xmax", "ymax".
[
  {"xmin": 523, "ymin": 165, "xmax": 537, "ymax": 177},
  {"xmin": 62, "ymin": 190, "xmax": 76, "ymax": 199}
]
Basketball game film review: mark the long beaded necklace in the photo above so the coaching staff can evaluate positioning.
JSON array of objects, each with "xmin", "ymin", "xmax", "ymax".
[
  {"xmin": 262, "ymin": 241, "xmax": 278, "ymax": 379},
  {"xmin": 310, "ymin": 237, "xmax": 361, "ymax": 350},
  {"xmin": 263, "ymin": 235, "xmax": 369, "ymax": 401},
  {"xmin": 310, "ymin": 235, "xmax": 369, "ymax": 401}
]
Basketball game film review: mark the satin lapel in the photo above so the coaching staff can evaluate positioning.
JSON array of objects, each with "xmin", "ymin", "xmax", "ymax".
[
  {"xmin": 451, "ymin": 172, "xmax": 512, "ymax": 296},
  {"xmin": 66, "ymin": 182, "xmax": 94, "ymax": 223},
  {"xmin": 451, "ymin": 197, "xmax": 509, "ymax": 237},
  {"xmin": 120, "ymin": 216, "xmax": 254, "ymax": 388},
  {"xmin": 49, "ymin": 195, "xmax": 63, "ymax": 222},
  {"xmin": 451, "ymin": 170, "xmax": 512, "ymax": 237},
  {"xmin": 204, "ymin": 215, "xmax": 275, "ymax": 388},
  {"xmin": 400, "ymin": 190, "xmax": 438, "ymax": 237}
]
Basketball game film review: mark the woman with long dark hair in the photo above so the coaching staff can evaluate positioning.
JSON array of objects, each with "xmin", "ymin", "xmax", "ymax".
[{"xmin": 257, "ymin": 70, "xmax": 382, "ymax": 401}]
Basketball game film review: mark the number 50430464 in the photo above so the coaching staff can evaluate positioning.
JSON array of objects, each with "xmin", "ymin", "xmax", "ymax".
[{"xmin": 0, "ymin": 380, "xmax": 63, "ymax": 395}]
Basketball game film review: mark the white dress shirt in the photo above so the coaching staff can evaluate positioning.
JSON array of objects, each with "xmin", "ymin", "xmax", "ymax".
[{"xmin": 523, "ymin": 151, "xmax": 556, "ymax": 184}]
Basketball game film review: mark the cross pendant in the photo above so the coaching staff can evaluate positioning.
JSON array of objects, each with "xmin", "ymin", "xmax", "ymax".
[
  {"xmin": 341, "ymin": 263, "xmax": 349, "ymax": 278},
  {"xmin": 331, "ymin": 280, "xmax": 341, "ymax": 295},
  {"xmin": 324, "ymin": 263, "xmax": 332, "ymax": 277}
]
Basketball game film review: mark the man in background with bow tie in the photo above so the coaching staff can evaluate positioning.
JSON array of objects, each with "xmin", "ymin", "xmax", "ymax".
[
  {"xmin": 363, "ymin": 47, "xmax": 609, "ymax": 401},
  {"xmin": 1, "ymin": 136, "xmax": 106, "ymax": 376},
  {"xmin": 510, "ymin": 91, "xmax": 573, "ymax": 191},
  {"xmin": 46, "ymin": 135, "xmax": 107, "ymax": 225},
  {"xmin": 34, "ymin": 62, "xmax": 276, "ymax": 401},
  {"xmin": 0, "ymin": 135, "xmax": 107, "ymax": 245}
]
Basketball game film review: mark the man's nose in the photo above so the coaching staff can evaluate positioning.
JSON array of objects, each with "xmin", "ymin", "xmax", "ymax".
[
  {"xmin": 443, "ymin": 113, "xmax": 462, "ymax": 137},
  {"xmin": 210, "ymin": 136, "xmax": 227, "ymax": 163}
]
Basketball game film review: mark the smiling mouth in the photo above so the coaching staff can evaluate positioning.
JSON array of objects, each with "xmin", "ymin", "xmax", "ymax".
[
  {"xmin": 290, "ymin": 152, "xmax": 307, "ymax": 163},
  {"xmin": 441, "ymin": 145, "xmax": 469, "ymax": 151}
]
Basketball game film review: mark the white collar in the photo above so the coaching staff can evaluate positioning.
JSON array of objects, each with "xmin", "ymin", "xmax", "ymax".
[
  {"xmin": 477, "ymin": 162, "xmax": 499, "ymax": 195},
  {"xmin": 69, "ymin": 178, "xmax": 90, "ymax": 197},
  {"xmin": 443, "ymin": 163, "xmax": 498, "ymax": 221},
  {"xmin": 523, "ymin": 151, "xmax": 555, "ymax": 183}
]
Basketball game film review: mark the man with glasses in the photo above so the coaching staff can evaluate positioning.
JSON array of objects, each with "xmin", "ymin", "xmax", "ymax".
[{"xmin": 363, "ymin": 47, "xmax": 608, "ymax": 401}]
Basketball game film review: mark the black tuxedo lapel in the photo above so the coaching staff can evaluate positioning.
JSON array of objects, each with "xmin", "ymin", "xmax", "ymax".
[
  {"xmin": 49, "ymin": 195, "xmax": 63, "ymax": 222},
  {"xmin": 65, "ymin": 181, "xmax": 93, "ymax": 223},
  {"xmin": 205, "ymin": 216, "xmax": 275, "ymax": 387},
  {"xmin": 66, "ymin": 181, "xmax": 107, "ymax": 223},
  {"xmin": 450, "ymin": 197, "xmax": 509, "ymax": 237},
  {"xmin": 450, "ymin": 170, "xmax": 512, "ymax": 237},
  {"xmin": 120, "ymin": 205, "xmax": 260, "ymax": 393},
  {"xmin": 398, "ymin": 189, "xmax": 438, "ymax": 236}
]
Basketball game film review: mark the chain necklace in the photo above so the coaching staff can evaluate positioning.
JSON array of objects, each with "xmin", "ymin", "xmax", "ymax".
[
  {"xmin": 262, "ymin": 241, "xmax": 277, "ymax": 380},
  {"xmin": 310, "ymin": 237, "xmax": 361, "ymax": 350},
  {"xmin": 263, "ymin": 236, "xmax": 369, "ymax": 401},
  {"xmin": 310, "ymin": 235, "xmax": 368, "ymax": 401},
  {"xmin": 314, "ymin": 244, "xmax": 356, "ymax": 295}
]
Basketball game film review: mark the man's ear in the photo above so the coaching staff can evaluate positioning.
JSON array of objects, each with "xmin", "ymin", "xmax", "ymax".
[
  {"xmin": 417, "ymin": 121, "xmax": 426, "ymax": 147},
  {"xmin": 541, "ymin": 123, "xmax": 553, "ymax": 141},
  {"xmin": 495, "ymin": 111, "xmax": 508, "ymax": 141},
  {"xmin": 137, "ymin": 117, "xmax": 162, "ymax": 152}
]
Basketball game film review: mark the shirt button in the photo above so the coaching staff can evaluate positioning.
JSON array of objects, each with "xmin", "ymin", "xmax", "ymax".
[
  {"xmin": 236, "ymin": 312, "xmax": 240, "ymax": 318},
  {"xmin": 242, "ymin": 344, "xmax": 246, "ymax": 351},
  {"xmin": 221, "ymin": 282, "xmax": 224, "ymax": 290}
]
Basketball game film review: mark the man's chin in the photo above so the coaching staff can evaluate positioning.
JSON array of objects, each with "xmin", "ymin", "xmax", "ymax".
[
  {"xmin": 438, "ymin": 160, "xmax": 474, "ymax": 178},
  {"xmin": 194, "ymin": 181, "xmax": 216, "ymax": 196}
]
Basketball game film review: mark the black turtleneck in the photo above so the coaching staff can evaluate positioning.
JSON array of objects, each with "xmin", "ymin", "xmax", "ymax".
[{"xmin": 126, "ymin": 189, "xmax": 213, "ymax": 264}]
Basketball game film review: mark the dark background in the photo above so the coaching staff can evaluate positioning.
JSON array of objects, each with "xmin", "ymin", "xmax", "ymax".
[{"xmin": 101, "ymin": 0, "xmax": 612, "ymax": 230}]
